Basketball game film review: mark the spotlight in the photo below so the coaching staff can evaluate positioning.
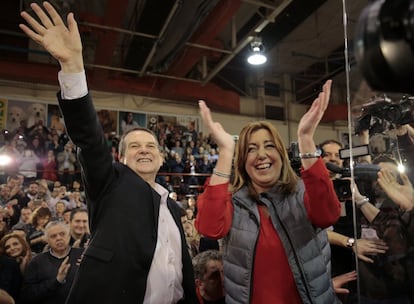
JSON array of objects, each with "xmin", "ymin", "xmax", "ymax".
[{"xmin": 247, "ymin": 37, "xmax": 267, "ymax": 65}]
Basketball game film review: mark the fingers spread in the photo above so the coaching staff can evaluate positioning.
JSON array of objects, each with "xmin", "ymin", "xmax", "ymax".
[
  {"xmin": 30, "ymin": 2, "xmax": 54, "ymax": 29},
  {"xmin": 43, "ymin": 1, "xmax": 65, "ymax": 27}
]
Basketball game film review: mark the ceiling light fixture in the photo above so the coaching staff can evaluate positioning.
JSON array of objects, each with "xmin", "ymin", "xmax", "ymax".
[{"xmin": 247, "ymin": 37, "xmax": 267, "ymax": 65}]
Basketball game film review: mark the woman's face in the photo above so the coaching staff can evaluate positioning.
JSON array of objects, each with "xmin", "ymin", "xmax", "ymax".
[
  {"xmin": 37, "ymin": 216, "xmax": 50, "ymax": 228},
  {"xmin": 245, "ymin": 129, "xmax": 282, "ymax": 193},
  {"xmin": 5, "ymin": 237, "xmax": 24, "ymax": 258}
]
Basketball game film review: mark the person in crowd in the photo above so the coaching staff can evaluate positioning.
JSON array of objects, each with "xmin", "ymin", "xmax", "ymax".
[
  {"xmin": 195, "ymin": 81, "xmax": 341, "ymax": 303},
  {"xmin": 68, "ymin": 191, "xmax": 86, "ymax": 209},
  {"xmin": 353, "ymin": 168, "xmax": 414, "ymax": 303},
  {"xmin": 15, "ymin": 181, "xmax": 39, "ymax": 211},
  {"xmin": 172, "ymin": 140, "xmax": 184, "ymax": 159},
  {"xmin": 25, "ymin": 206, "xmax": 51, "ymax": 254},
  {"xmin": 0, "ymin": 185, "xmax": 12, "ymax": 208},
  {"xmin": 11, "ymin": 207, "xmax": 32, "ymax": 231},
  {"xmin": 19, "ymin": 221, "xmax": 83, "ymax": 304},
  {"xmin": 192, "ymin": 250, "xmax": 225, "ymax": 304},
  {"xmin": 183, "ymin": 220, "xmax": 200, "ymax": 258},
  {"xmin": 51, "ymin": 201, "xmax": 66, "ymax": 221},
  {"xmin": 18, "ymin": 149, "xmax": 40, "ymax": 185},
  {"xmin": 0, "ymin": 255, "xmax": 21, "ymax": 302},
  {"xmin": 0, "ymin": 209, "xmax": 10, "ymax": 240},
  {"xmin": 0, "ymin": 232, "xmax": 32, "ymax": 273},
  {"xmin": 169, "ymin": 191, "xmax": 185, "ymax": 209},
  {"xmin": 27, "ymin": 136, "xmax": 46, "ymax": 179},
  {"xmin": 198, "ymin": 154, "xmax": 213, "ymax": 185},
  {"xmin": 47, "ymin": 132, "xmax": 64, "ymax": 156},
  {"xmin": 42, "ymin": 150, "xmax": 58, "ymax": 182},
  {"xmin": 47, "ymin": 185, "xmax": 70, "ymax": 211},
  {"xmin": 68, "ymin": 208, "xmax": 89, "ymax": 248},
  {"xmin": 19, "ymin": 3, "xmax": 196, "ymax": 303},
  {"xmin": 62, "ymin": 209, "xmax": 71, "ymax": 225},
  {"xmin": 320, "ymin": 140, "xmax": 388, "ymax": 274},
  {"xmin": 0, "ymin": 289, "xmax": 15, "ymax": 304},
  {"xmin": 120, "ymin": 112, "xmax": 140, "ymax": 134},
  {"xmin": 56, "ymin": 141, "xmax": 77, "ymax": 187},
  {"xmin": 184, "ymin": 154, "xmax": 199, "ymax": 189}
]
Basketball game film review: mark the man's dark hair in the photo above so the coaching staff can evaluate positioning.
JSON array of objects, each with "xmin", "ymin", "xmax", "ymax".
[
  {"xmin": 70, "ymin": 208, "xmax": 88, "ymax": 222},
  {"xmin": 192, "ymin": 250, "xmax": 222, "ymax": 280}
]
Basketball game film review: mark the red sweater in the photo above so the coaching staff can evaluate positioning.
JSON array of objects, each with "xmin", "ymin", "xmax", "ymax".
[{"xmin": 195, "ymin": 158, "xmax": 340, "ymax": 303}]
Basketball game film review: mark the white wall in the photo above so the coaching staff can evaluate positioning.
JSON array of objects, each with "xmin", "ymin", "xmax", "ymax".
[{"xmin": 0, "ymin": 79, "xmax": 350, "ymax": 146}]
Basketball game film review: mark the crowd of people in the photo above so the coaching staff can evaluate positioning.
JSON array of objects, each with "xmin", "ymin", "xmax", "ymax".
[{"xmin": 0, "ymin": 1, "xmax": 412, "ymax": 303}]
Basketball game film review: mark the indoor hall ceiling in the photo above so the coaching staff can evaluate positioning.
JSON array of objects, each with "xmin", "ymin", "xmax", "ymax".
[{"xmin": 0, "ymin": 0, "xmax": 369, "ymax": 115}]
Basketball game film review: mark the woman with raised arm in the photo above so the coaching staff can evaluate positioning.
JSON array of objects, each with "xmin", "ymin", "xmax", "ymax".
[{"xmin": 195, "ymin": 80, "xmax": 341, "ymax": 304}]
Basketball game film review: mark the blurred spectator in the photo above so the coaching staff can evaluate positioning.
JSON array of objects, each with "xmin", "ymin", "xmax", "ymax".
[
  {"xmin": 42, "ymin": 150, "xmax": 58, "ymax": 182},
  {"xmin": 0, "ymin": 232, "xmax": 32, "ymax": 273},
  {"xmin": 192, "ymin": 250, "xmax": 225, "ymax": 304},
  {"xmin": 20, "ymin": 221, "xmax": 83, "ymax": 304},
  {"xmin": 56, "ymin": 142, "xmax": 77, "ymax": 187},
  {"xmin": 18, "ymin": 149, "xmax": 40, "ymax": 185},
  {"xmin": 25, "ymin": 207, "xmax": 51, "ymax": 254},
  {"xmin": 68, "ymin": 209, "xmax": 89, "ymax": 249}
]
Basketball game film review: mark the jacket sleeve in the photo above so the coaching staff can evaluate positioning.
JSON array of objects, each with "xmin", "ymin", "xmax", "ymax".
[
  {"xmin": 301, "ymin": 158, "xmax": 341, "ymax": 228},
  {"xmin": 57, "ymin": 93, "xmax": 114, "ymax": 201},
  {"xmin": 194, "ymin": 180, "xmax": 233, "ymax": 239}
]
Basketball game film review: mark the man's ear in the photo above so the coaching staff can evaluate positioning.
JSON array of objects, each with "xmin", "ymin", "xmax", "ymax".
[{"xmin": 195, "ymin": 278, "xmax": 203, "ymax": 288}]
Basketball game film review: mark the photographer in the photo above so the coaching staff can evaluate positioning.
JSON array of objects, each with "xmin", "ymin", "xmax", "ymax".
[{"xmin": 320, "ymin": 139, "xmax": 388, "ymax": 303}]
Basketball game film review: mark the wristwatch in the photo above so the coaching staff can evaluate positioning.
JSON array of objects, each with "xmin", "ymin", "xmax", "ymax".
[{"xmin": 346, "ymin": 237, "xmax": 355, "ymax": 248}]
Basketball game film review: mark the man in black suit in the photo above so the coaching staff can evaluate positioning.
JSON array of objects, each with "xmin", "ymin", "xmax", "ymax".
[{"xmin": 20, "ymin": 2, "xmax": 196, "ymax": 303}]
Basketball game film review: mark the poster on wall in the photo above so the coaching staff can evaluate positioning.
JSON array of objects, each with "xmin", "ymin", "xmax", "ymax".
[
  {"xmin": 118, "ymin": 111, "xmax": 146, "ymax": 135},
  {"xmin": 0, "ymin": 99, "xmax": 7, "ymax": 131},
  {"xmin": 47, "ymin": 104, "xmax": 66, "ymax": 135},
  {"xmin": 96, "ymin": 109, "xmax": 118, "ymax": 135},
  {"xmin": 6, "ymin": 100, "xmax": 48, "ymax": 133}
]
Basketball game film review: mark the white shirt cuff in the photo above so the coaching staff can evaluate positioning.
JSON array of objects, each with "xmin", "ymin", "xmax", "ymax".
[{"xmin": 58, "ymin": 70, "xmax": 88, "ymax": 100}]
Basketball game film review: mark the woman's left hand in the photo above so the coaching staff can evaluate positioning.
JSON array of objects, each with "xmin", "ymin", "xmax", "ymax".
[{"xmin": 297, "ymin": 80, "xmax": 332, "ymax": 138}]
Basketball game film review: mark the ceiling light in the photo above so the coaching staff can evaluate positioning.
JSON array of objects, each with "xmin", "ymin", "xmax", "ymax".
[{"xmin": 247, "ymin": 37, "xmax": 267, "ymax": 65}]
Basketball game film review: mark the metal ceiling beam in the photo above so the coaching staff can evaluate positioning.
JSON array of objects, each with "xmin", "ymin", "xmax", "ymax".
[
  {"xmin": 165, "ymin": 0, "xmax": 243, "ymax": 78},
  {"xmin": 202, "ymin": 0, "xmax": 293, "ymax": 85},
  {"xmin": 91, "ymin": 0, "xmax": 129, "ymax": 85},
  {"xmin": 139, "ymin": 0, "xmax": 181, "ymax": 76}
]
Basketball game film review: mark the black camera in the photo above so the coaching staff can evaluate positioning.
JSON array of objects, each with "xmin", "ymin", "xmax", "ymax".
[
  {"xmin": 355, "ymin": 0, "xmax": 414, "ymax": 94},
  {"xmin": 288, "ymin": 142, "xmax": 303, "ymax": 176},
  {"xmin": 354, "ymin": 96, "xmax": 414, "ymax": 134},
  {"xmin": 333, "ymin": 179, "xmax": 352, "ymax": 201}
]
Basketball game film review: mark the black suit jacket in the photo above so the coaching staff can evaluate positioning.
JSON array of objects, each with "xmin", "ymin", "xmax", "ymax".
[{"xmin": 58, "ymin": 93, "xmax": 196, "ymax": 304}]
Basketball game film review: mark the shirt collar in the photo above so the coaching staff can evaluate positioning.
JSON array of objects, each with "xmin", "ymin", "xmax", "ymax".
[{"xmin": 153, "ymin": 183, "xmax": 169, "ymax": 205}]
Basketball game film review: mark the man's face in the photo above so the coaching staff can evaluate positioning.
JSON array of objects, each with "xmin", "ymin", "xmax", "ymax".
[
  {"xmin": 28, "ymin": 183, "xmax": 39, "ymax": 196},
  {"xmin": 47, "ymin": 224, "xmax": 70, "ymax": 253},
  {"xmin": 70, "ymin": 212, "xmax": 89, "ymax": 236},
  {"xmin": 0, "ymin": 186, "xmax": 10, "ymax": 199},
  {"xmin": 199, "ymin": 260, "xmax": 225, "ymax": 300},
  {"xmin": 322, "ymin": 143, "xmax": 343, "ymax": 177},
  {"xmin": 121, "ymin": 130, "xmax": 163, "ymax": 179},
  {"xmin": 20, "ymin": 208, "xmax": 32, "ymax": 223}
]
